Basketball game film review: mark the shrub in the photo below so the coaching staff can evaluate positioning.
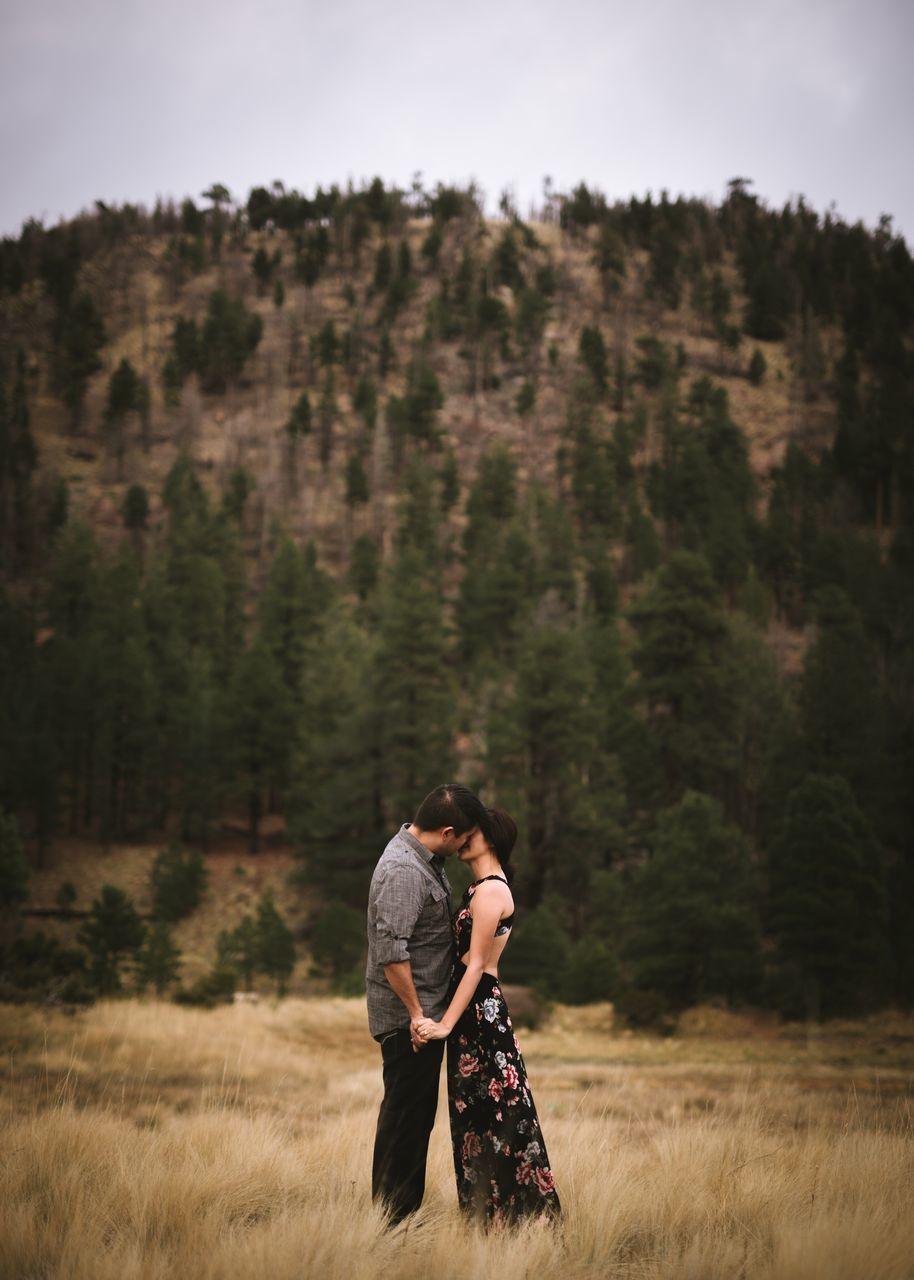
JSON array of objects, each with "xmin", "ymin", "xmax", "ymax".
[{"xmin": 149, "ymin": 843, "xmax": 208, "ymax": 923}]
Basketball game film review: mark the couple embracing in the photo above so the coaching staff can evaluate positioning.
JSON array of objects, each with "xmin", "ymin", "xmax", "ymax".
[{"xmin": 366, "ymin": 783, "xmax": 561, "ymax": 1229}]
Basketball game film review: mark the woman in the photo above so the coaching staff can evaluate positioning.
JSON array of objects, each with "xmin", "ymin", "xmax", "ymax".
[{"xmin": 415, "ymin": 807, "xmax": 560, "ymax": 1227}]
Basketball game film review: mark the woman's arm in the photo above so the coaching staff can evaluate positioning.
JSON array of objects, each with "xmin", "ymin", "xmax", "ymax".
[{"xmin": 415, "ymin": 882, "xmax": 511, "ymax": 1039}]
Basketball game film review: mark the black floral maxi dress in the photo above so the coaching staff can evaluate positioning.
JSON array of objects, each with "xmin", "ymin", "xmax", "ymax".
[{"xmin": 445, "ymin": 875, "xmax": 561, "ymax": 1226}]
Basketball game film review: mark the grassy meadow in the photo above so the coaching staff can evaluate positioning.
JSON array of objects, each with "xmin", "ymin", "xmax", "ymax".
[{"xmin": 2, "ymin": 997, "xmax": 913, "ymax": 1280}]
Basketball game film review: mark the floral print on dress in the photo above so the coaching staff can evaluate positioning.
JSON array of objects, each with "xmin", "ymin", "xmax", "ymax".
[{"xmin": 446, "ymin": 879, "xmax": 561, "ymax": 1227}]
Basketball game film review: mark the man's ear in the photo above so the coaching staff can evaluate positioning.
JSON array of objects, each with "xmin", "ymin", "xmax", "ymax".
[{"xmin": 440, "ymin": 826, "xmax": 456, "ymax": 841}]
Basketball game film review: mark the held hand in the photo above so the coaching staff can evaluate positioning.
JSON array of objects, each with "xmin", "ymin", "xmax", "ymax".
[
  {"xmin": 415, "ymin": 1017, "xmax": 451, "ymax": 1042},
  {"xmin": 409, "ymin": 1013, "xmax": 426, "ymax": 1053}
]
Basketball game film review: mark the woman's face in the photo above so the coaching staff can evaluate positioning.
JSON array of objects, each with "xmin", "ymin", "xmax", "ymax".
[{"xmin": 459, "ymin": 827, "xmax": 493, "ymax": 862}]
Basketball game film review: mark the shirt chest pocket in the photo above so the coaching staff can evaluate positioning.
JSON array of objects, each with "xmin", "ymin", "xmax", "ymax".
[{"xmin": 419, "ymin": 880, "xmax": 451, "ymax": 928}]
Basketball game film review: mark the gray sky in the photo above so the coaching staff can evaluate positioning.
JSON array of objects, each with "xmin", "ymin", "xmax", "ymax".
[{"xmin": 2, "ymin": 0, "xmax": 913, "ymax": 243}]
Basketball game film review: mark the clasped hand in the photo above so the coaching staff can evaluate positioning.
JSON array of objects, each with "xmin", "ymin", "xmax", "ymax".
[{"xmin": 410, "ymin": 1015, "xmax": 450, "ymax": 1050}]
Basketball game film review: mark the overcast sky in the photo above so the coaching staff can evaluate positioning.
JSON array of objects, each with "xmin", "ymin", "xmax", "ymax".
[{"xmin": 2, "ymin": 0, "xmax": 912, "ymax": 243}]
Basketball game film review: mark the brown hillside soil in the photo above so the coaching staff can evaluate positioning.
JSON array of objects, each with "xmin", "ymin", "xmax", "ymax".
[
  {"xmin": 24, "ymin": 835, "xmax": 315, "ymax": 990},
  {"xmin": 14, "ymin": 216, "xmax": 841, "ymax": 597}
]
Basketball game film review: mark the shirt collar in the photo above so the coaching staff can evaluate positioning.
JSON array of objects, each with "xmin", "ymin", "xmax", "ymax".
[{"xmin": 399, "ymin": 822, "xmax": 445, "ymax": 872}]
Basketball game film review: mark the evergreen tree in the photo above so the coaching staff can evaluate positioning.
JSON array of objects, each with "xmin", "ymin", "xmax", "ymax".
[
  {"xmin": 254, "ymin": 888, "xmax": 296, "ymax": 994},
  {"xmin": 252, "ymin": 246, "xmax": 273, "ymax": 291},
  {"xmin": 345, "ymin": 454, "xmax": 369, "ymax": 508},
  {"xmin": 558, "ymin": 936, "xmax": 619, "ymax": 1004},
  {"xmin": 439, "ymin": 450, "xmax": 460, "ymax": 512},
  {"xmin": 257, "ymin": 535, "xmax": 332, "ymax": 703},
  {"xmin": 353, "ymin": 374, "xmax": 378, "ymax": 430},
  {"xmin": 77, "ymin": 884, "xmax": 146, "ymax": 993},
  {"xmin": 799, "ymin": 586, "xmax": 883, "ymax": 821},
  {"xmin": 288, "ymin": 609, "xmax": 380, "ymax": 904},
  {"xmin": 500, "ymin": 904, "xmax": 570, "ymax": 994},
  {"xmin": 137, "ymin": 921, "xmax": 182, "ymax": 994},
  {"xmin": 122, "ymin": 484, "xmax": 149, "ymax": 532},
  {"xmin": 348, "ymin": 534, "xmax": 380, "ymax": 601},
  {"xmin": 488, "ymin": 622, "xmax": 601, "ymax": 909},
  {"xmin": 91, "ymin": 549, "xmax": 156, "ymax": 838},
  {"xmin": 285, "ymin": 391, "xmax": 312, "ymax": 440},
  {"xmin": 372, "ymin": 547, "xmax": 456, "ymax": 825},
  {"xmin": 515, "ymin": 381, "xmax": 536, "ymax": 417},
  {"xmin": 458, "ymin": 448, "xmax": 536, "ymax": 665},
  {"xmin": 768, "ymin": 774, "xmax": 888, "ymax": 1018},
  {"xmin": 226, "ymin": 640, "xmax": 296, "ymax": 851},
  {"xmin": 0, "ymin": 352, "xmax": 38, "ymax": 569},
  {"xmin": 217, "ymin": 914, "xmax": 259, "ymax": 989},
  {"xmin": 578, "ymin": 325, "xmax": 609, "ymax": 395},
  {"xmin": 103, "ymin": 358, "xmax": 146, "ymax": 479},
  {"xmin": 149, "ymin": 842, "xmax": 208, "ymax": 922},
  {"xmin": 747, "ymin": 348, "xmax": 767, "ymax": 385},
  {"xmin": 374, "ymin": 242, "xmax": 392, "ymax": 291},
  {"xmin": 0, "ymin": 809, "xmax": 29, "ymax": 916},
  {"xmin": 628, "ymin": 551, "xmax": 737, "ymax": 802},
  {"xmin": 199, "ymin": 291, "xmax": 262, "ymax": 392},
  {"xmin": 311, "ymin": 901, "xmax": 366, "ymax": 986},
  {"xmin": 625, "ymin": 791, "xmax": 761, "ymax": 1008},
  {"xmin": 388, "ymin": 352, "xmax": 444, "ymax": 450},
  {"xmin": 318, "ymin": 373, "xmax": 337, "ymax": 466},
  {"xmin": 57, "ymin": 291, "xmax": 106, "ymax": 429}
]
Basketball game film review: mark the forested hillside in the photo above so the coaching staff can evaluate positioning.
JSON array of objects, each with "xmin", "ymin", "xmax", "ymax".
[{"xmin": 2, "ymin": 176, "xmax": 913, "ymax": 1017}]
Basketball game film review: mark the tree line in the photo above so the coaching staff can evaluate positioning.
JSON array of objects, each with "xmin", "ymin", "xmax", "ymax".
[{"xmin": 1, "ymin": 174, "xmax": 913, "ymax": 1021}]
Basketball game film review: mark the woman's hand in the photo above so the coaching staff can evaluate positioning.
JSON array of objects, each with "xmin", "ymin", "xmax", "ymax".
[{"xmin": 415, "ymin": 1017, "xmax": 451, "ymax": 1041}]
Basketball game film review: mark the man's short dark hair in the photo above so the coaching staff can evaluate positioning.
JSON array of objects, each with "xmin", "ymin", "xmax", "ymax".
[{"xmin": 413, "ymin": 784, "xmax": 489, "ymax": 837}]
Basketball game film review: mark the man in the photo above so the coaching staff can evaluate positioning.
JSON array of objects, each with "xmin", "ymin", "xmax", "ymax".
[{"xmin": 366, "ymin": 782, "xmax": 490, "ymax": 1225}]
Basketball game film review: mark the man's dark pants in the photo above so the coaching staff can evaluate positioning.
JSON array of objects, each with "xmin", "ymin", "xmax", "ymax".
[{"xmin": 372, "ymin": 1028, "xmax": 445, "ymax": 1224}]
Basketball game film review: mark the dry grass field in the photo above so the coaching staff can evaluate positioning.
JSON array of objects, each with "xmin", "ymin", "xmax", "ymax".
[{"xmin": 2, "ymin": 997, "xmax": 913, "ymax": 1280}]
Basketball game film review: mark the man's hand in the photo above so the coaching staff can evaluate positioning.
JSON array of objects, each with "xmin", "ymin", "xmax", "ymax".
[{"xmin": 409, "ymin": 1013, "xmax": 426, "ymax": 1053}]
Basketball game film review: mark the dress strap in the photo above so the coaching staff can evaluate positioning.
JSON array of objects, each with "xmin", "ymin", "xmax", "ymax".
[{"xmin": 472, "ymin": 874, "xmax": 509, "ymax": 886}]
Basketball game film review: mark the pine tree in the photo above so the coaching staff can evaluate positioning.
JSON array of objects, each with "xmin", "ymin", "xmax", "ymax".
[
  {"xmin": 288, "ymin": 609, "xmax": 380, "ymax": 905},
  {"xmin": 747, "ymin": 348, "xmax": 767, "ymax": 385},
  {"xmin": 769, "ymin": 774, "xmax": 888, "ymax": 1018},
  {"xmin": 226, "ymin": 640, "xmax": 296, "ymax": 851},
  {"xmin": 103, "ymin": 358, "xmax": 147, "ymax": 479},
  {"xmin": 578, "ymin": 325, "xmax": 609, "ymax": 395},
  {"xmin": 457, "ymin": 447, "xmax": 534, "ymax": 663},
  {"xmin": 57, "ymin": 291, "xmax": 106, "ymax": 430},
  {"xmin": 799, "ymin": 586, "xmax": 883, "ymax": 821},
  {"xmin": 122, "ymin": 484, "xmax": 149, "ymax": 533},
  {"xmin": 137, "ymin": 921, "xmax": 182, "ymax": 994},
  {"xmin": 77, "ymin": 884, "xmax": 146, "ymax": 993},
  {"xmin": 628, "ymin": 550, "xmax": 737, "ymax": 802},
  {"xmin": 255, "ymin": 888, "xmax": 296, "ymax": 994},
  {"xmin": 257, "ymin": 535, "xmax": 332, "ymax": 703},
  {"xmin": 311, "ymin": 902, "xmax": 366, "ymax": 985},
  {"xmin": 0, "ymin": 352, "xmax": 38, "ymax": 569},
  {"xmin": 217, "ymin": 914, "xmax": 259, "ymax": 990},
  {"xmin": 0, "ymin": 809, "xmax": 29, "ymax": 916},
  {"xmin": 488, "ymin": 622, "xmax": 601, "ymax": 908},
  {"xmin": 372, "ymin": 547, "xmax": 456, "ymax": 825},
  {"xmin": 625, "ymin": 791, "xmax": 761, "ymax": 1008},
  {"xmin": 345, "ymin": 454, "xmax": 369, "ymax": 508},
  {"xmin": 91, "ymin": 549, "xmax": 156, "ymax": 839},
  {"xmin": 149, "ymin": 842, "xmax": 208, "ymax": 922},
  {"xmin": 348, "ymin": 534, "xmax": 380, "ymax": 601},
  {"xmin": 318, "ymin": 373, "xmax": 337, "ymax": 466},
  {"xmin": 199, "ymin": 291, "xmax": 262, "ymax": 392}
]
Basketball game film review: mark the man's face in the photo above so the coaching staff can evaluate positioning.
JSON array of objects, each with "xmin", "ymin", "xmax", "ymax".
[{"xmin": 439, "ymin": 825, "xmax": 478, "ymax": 857}]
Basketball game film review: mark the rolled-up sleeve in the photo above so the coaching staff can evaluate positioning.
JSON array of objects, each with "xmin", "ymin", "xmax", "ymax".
[{"xmin": 370, "ymin": 866, "xmax": 425, "ymax": 966}]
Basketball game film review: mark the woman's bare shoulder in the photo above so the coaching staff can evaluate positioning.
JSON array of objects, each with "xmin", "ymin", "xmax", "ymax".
[{"xmin": 469, "ymin": 878, "xmax": 513, "ymax": 910}]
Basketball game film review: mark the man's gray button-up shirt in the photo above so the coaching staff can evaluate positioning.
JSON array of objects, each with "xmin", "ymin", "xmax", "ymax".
[{"xmin": 365, "ymin": 823, "xmax": 454, "ymax": 1038}]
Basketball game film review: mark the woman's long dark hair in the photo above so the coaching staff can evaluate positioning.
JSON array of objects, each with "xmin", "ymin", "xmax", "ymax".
[{"xmin": 486, "ymin": 806, "xmax": 517, "ymax": 886}]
